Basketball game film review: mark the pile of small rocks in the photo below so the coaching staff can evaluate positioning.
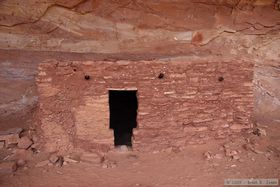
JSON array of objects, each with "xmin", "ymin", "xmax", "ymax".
[
  {"xmin": 203, "ymin": 125, "xmax": 272, "ymax": 164},
  {"xmin": 0, "ymin": 128, "xmax": 36, "ymax": 173},
  {"xmin": 35, "ymin": 155, "xmax": 65, "ymax": 168}
]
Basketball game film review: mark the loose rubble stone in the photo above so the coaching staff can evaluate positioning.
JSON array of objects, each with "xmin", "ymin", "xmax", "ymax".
[
  {"xmin": 31, "ymin": 135, "xmax": 39, "ymax": 143},
  {"xmin": 0, "ymin": 128, "xmax": 23, "ymax": 135},
  {"xmin": 10, "ymin": 149, "xmax": 33, "ymax": 162},
  {"xmin": 225, "ymin": 149, "xmax": 238, "ymax": 157},
  {"xmin": 164, "ymin": 147, "xmax": 180, "ymax": 153},
  {"xmin": 223, "ymin": 144, "xmax": 230, "ymax": 148},
  {"xmin": 203, "ymin": 151, "xmax": 212, "ymax": 160},
  {"xmin": 68, "ymin": 154, "xmax": 81, "ymax": 162},
  {"xmin": 56, "ymin": 171, "xmax": 63, "ymax": 175},
  {"xmin": 253, "ymin": 128, "xmax": 267, "ymax": 136},
  {"xmin": 238, "ymin": 159, "xmax": 245, "ymax": 163},
  {"xmin": 102, "ymin": 163, "xmax": 108, "ymax": 168},
  {"xmin": 267, "ymin": 146, "xmax": 280, "ymax": 157},
  {"xmin": 214, "ymin": 153, "xmax": 223, "ymax": 159},
  {"xmin": 243, "ymin": 143, "xmax": 254, "ymax": 151},
  {"xmin": 64, "ymin": 157, "xmax": 79, "ymax": 163},
  {"xmin": 0, "ymin": 134, "xmax": 19, "ymax": 147},
  {"xmin": 31, "ymin": 147, "xmax": 40, "ymax": 154},
  {"xmin": 0, "ymin": 128, "xmax": 23, "ymax": 147},
  {"xmin": 230, "ymin": 124, "xmax": 245, "ymax": 131},
  {"xmin": 54, "ymin": 156, "xmax": 64, "ymax": 167},
  {"xmin": 232, "ymin": 155, "xmax": 240, "ymax": 160},
  {"xmin": 265, "ymin": 153, "xmax": 271, "ymax": 160},
  {"xmin": 243, "ymin": 143, "xmax": 264, "ymax": 154},
  {"xmin": 252, "ymin": 149, "xmax": 264, "ymax": 154},
  {"xmin": 17, "ymin": 137, "xmax": 33, "ymax": 149},
  {"xmin": 35, "ymin": 160, "xmax": 50, "ymax": 167},
  {"xmin": 101, "ymin": 160, "xmax": 117, "ymax": 169},
  {"xmin": 31, "ymin": 143, "xmax": 40, "ymax": 149},
  {"xmin": 0, "ymin": 161, "xmax": 17, "ymax": 173},
  {"xmin": 49, "ymin": 155, "xmax": 59, "ymax": 164},
  {"xmin": 16, "ymin": 159, "xmax": 26, "ymax": 167}
]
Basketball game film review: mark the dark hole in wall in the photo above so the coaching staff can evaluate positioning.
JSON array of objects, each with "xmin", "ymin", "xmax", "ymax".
[
  {"xmin": 109, "ymin": 90, "xmax": 138, "ymax": 147},
  {"xmin": 158, "ymin": 72, "xmax": 164, "ymax": 79},
  {"xmin": 218, "ymin": 76, "xmax": 224, "ymax": 82}
]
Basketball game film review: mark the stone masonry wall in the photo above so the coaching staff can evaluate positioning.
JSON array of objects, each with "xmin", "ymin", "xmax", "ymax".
[{"xmin": 36, "ymin": 59, "xmax": 254, "ymax": 154}]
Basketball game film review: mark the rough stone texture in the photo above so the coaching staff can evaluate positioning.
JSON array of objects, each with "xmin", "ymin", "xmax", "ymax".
[
  {"xmin": 0, "ymin": 1, "xmax": 278, "ymax": 50},
  {"xmin": 0, "ymin": 134, "xmax": 19, "ymax": 145},
  {"xmin": 17, "ymin": 137, "xmax": 33, "ymax": 149},
  {"xmin": 0, "ymin": 162, "xmax": 17, "ymax": 173},
  {"xmin": 49, "ymin": 154, "xmax": 59, "ymax": 164},
  {"xmin": 16, "ymin": 159, "xmax": 27, "ymax": 167},
  {"xmin": 0, "ymin": 0, "xmax": 279, "ymax": 56},
  {"xmin": 0, "ymin": 55, "xmax": 38, "ymax": 131},
  {"xmin": 0, "ymin": 141, "xmax": 4, "ymax": 149},
  {"xmin": 0, "ymin": 128, "xmax": 22, "ymax": 147},
  {"xmin": 35, "ymin": 160, "xmax": 50, "ymax": 168},
  {"xmin": 36, "ymin": 58, "xmax": 253, "ymax": 153},
  {"xmin": 254, "ymin": 61, "xmax": 280, "ymax": 121},
  {"xmin": 0, "ymin": 1, "xmax": 279, "ymax": 132}
]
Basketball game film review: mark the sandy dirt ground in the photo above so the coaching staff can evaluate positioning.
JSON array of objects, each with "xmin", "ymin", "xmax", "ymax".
[{"xmin": 0, "ymin": 119, "xmax": 279, "ymax": 187}]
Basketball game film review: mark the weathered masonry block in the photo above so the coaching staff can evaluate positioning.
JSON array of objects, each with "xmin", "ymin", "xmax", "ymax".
[{"xmin": 36, "ymin": 59, "xmax": 254, "ymax": 154}]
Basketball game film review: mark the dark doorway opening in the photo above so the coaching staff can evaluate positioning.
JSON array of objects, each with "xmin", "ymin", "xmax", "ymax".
[{"xmin": 109, "ymin": 90, "xmax": 138, "ymax": 147}]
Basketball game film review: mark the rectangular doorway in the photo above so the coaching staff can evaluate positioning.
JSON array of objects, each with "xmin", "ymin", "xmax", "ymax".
[{"xmin": 109, "ymin": 90, "xmax": 138, "ymax": 147}]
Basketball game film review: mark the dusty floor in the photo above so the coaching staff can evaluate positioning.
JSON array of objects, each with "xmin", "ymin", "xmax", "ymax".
[{"xmin": 0, "ymin": 120, "xmax": 279, "ymax": 187}]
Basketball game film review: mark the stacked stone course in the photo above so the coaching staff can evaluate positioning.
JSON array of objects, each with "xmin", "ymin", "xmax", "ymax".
[{"xmin": 36, "ymin": 59, "xmax": 254, "ymax": 153}]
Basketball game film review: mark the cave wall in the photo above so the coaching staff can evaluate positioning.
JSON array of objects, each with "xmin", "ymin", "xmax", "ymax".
[
  {"xmin": 0, "ymin": 0, "xmax": 280, "ymax": 55},
  {"xmin": 0, "ymin": 0, "xmax": 280, "ymax": 128}
]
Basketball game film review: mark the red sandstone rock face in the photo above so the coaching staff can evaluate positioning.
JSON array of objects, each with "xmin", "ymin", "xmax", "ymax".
[
  {"xmin": 0, "ymin": 0, "xmax": 279, "ymax": 132},
  {"xmin": 0, "ymin": 0, "xmax": 279, "ymax": 57}
]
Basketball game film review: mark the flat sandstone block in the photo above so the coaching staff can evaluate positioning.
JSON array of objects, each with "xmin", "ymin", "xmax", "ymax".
[
  {"xmin": 0, "ymin": 128, "xmax": 23, "ymax": 136},
  {"xmin": 0, "ymin": 128, "xmax": 23, "ymax": 147},
  {"xmin": 17, "ymin": 137, "xmax": 33, "ymax": 149},
  {"xmin": 0, "ymin": 134, "xmax": 20, "ymax": 147},
  {"xmin": 35, "ymin": 160, "xmax": 50, "ymax": 167},
  {"xmin": 0, "ymin": 162, "xmax": 17, "ymax": 173}
]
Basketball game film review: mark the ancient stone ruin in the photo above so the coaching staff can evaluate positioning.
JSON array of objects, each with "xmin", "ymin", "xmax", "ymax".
[
  {"xmin": 36, "ymin": 58, "xmax": 254, "ymax": 153},
  {"xmin": 0, "ymin": 0, "xmax": 279, "ymax": 185}
]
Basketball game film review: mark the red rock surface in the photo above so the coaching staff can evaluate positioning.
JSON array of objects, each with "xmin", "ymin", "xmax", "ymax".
[
  {"xmin": 0, "ymin": 0, "xmax": 279, "ymax": 57},
  {"xmin": 36, "ymin": 58, "xmax": 254, "ymax": 153},
  {"xmin": 0, "ymin": 2, "xmax": 279, "ymax": 124},
  {"xmin": 0, "ymin": 1, "xmax": 279, "ymax": 186}
]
